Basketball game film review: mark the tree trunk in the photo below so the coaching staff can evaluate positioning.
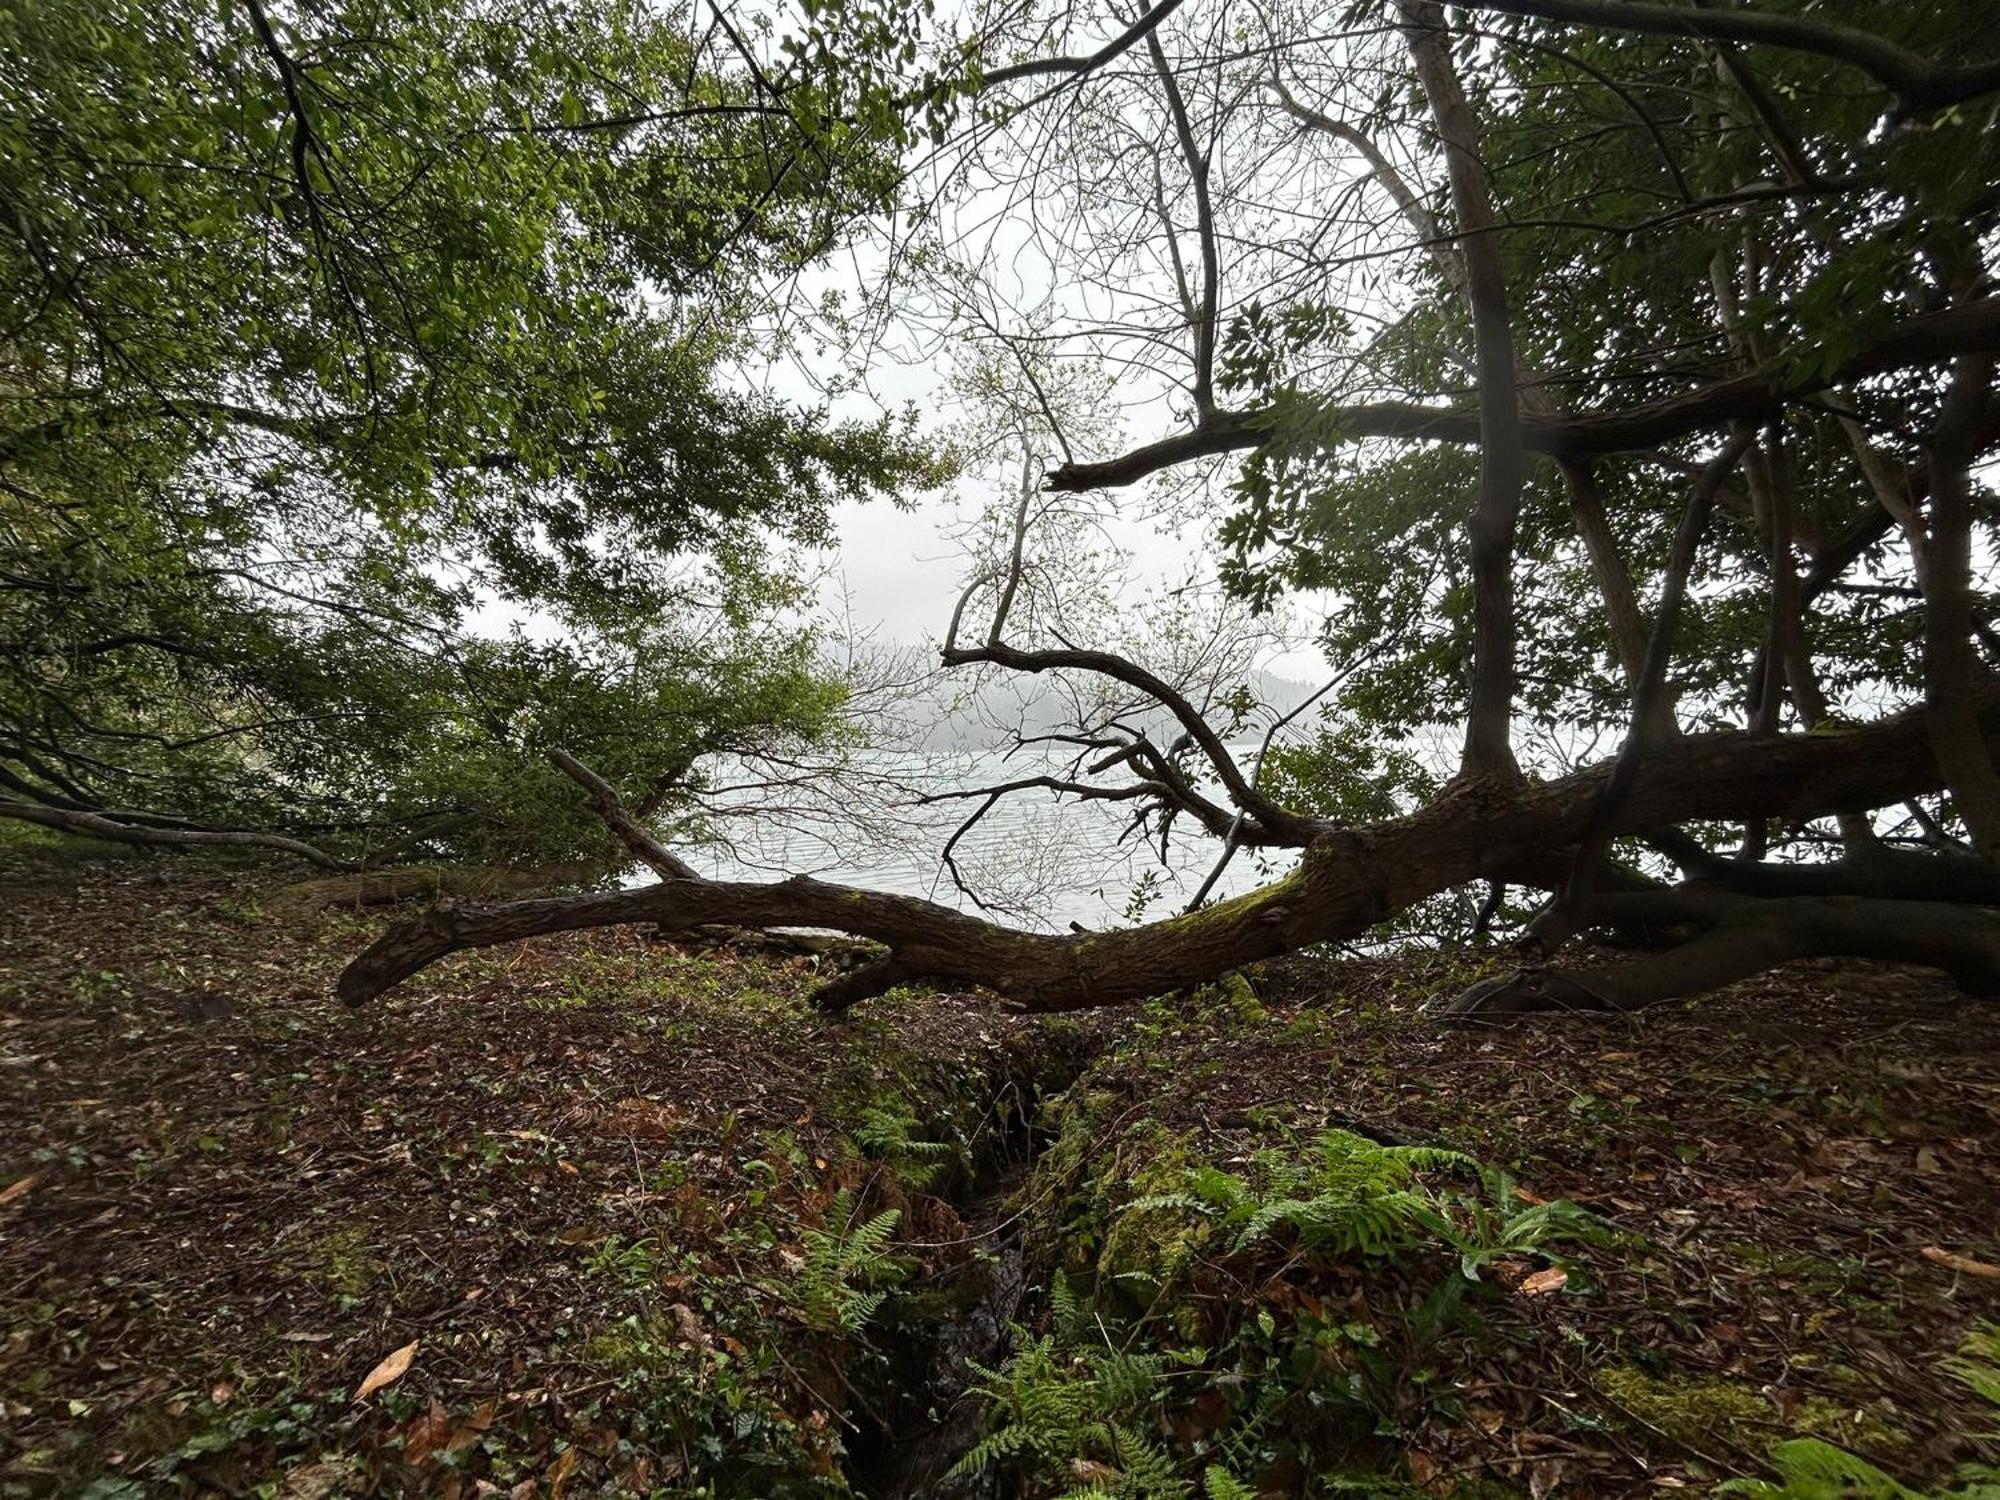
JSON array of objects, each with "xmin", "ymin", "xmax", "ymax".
[
  {"xmin": 1924, "ymin": 352, "xmax": 2000, "ymax": 863},
  {"xmin": 338, "ymin": 689, "xmax": 2000, "ymax": 1012},
  {"xmin": 1431, "ymin": 896, "xmax": 2000, "ymax": 1017}
]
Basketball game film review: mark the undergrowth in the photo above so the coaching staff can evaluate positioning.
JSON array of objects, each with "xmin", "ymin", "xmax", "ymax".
[
  {"xmin": 952, "ymin": 1122, "xmax": 1604, "ymax": 1496},
  {"xmin": 1720, "ymin": 1324, "xmax": 2000, "ymax": 1500}
]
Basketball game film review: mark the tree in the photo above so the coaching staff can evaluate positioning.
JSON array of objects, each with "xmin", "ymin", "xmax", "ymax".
[
  {"xmin": 311, "ymin": 1, "xmax": 2000, "ymax": 1014},
  {"xmin": 0, "ymin": 0, "xmax": 949, "ymax": 868}
]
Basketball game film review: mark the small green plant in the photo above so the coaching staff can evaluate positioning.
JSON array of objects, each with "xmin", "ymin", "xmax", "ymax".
[
  {"xmin": 1127, "ymin": 1129, "xmax": 1600, "ymax": 1276},
  {"xmin": 796, "ymin": 1192, "xmax": 905, "ymax": 1334},
  {"xmin": 953, "ymin": 1272, "xmax": 1255, "ymax": 1499},
  {"xmin": 1720, "ymin": 1322, "xmax": 2000, "ymax": 1498},
  {"xmin": 585, "ymin": 1233, "xmax": 662, "ymax": 1289},
  {"xmin": 853, "ymin": 1093, "xmax": 957, "ymax": 1190}
]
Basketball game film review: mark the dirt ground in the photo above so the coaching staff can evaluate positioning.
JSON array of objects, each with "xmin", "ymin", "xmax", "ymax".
[{"xmin": 3, "ymin": 851, "xmax": 1998, "ymax": 1496}]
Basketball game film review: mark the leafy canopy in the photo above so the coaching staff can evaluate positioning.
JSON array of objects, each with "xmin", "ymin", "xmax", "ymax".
[{"xmin": 0, "ymin": 0, "xmax": 954, "ymax": 863}]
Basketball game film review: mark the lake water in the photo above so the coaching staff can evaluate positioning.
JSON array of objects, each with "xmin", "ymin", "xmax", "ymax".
[{"xmin": 669, "ymin": 749, "xmax": 1300, "ymax": 933}]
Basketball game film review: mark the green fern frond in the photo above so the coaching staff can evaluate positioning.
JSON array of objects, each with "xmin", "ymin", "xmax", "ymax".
[
  {"xmin": 1944, "ymin": 1321, "xmax": 2000, "ymax": 1412},
  {"xmin": 796, "ymin": 1195, "xmax": 904, "ymax": 1333},
  {"xmin": 1717, "ymin": 1438, "xmax": 1922, "ymax": 1499}
]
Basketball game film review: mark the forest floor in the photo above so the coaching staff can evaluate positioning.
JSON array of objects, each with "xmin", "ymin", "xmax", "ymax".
[{"xmin": 3, "ymin": 849, "xmax": 1999, "ymax": 1497}]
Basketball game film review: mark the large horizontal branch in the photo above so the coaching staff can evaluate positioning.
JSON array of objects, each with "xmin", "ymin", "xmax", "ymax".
[
  {"xmin": 1453, "ymin": 0, "xmax": 2000, "ymax": 116},
  {"xmin": 1434, "ymin": 895, "xmax": 2000, "ymax": 1017},
  {"xmin": 1046, "ymin": 296, "xmax": 2000, "ymax": 490},
  {"xmin": 339, "ymin": 685, "xmax": 2000, "ymax": 1012}
]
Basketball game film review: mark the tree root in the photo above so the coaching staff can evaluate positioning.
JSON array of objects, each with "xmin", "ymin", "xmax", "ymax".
[{"xmin": 1432, "ymin": 896, "xmax": 2000, "ymax": 1018}]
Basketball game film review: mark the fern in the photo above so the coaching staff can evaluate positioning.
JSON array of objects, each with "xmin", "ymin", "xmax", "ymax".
[
  {"xmin": 1203, "ymin": 1466, "xmax": 1260, "ymax": 1500},
  {"xmin": 1721, "ymin": 1322, "xmax": 2000, "ymax": 1497},
  {"xmin": 1131, "ymin": 1129, "xmax": 1566, "ymax": 1272},
  {"xmin": 1944, "ymin": 1321, "xmax": 2000, "ymax": 1414},
  {"xmin": 854, "ymin": 1096, "xmax": 956, "ymax": 1190},
  {"xmin": 1719, "ymin": 1439, "xmax": 1923, "ymax": 1499},
  {"xmin": 796, "ymin": 1191, "xmax": 904, "ymax": 1334},
  {"xmin": 951, "ymin": 1322, "xmax": 1176, "ymax": 1496}
]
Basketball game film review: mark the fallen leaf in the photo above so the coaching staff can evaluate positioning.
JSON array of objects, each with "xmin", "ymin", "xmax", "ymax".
[
  {"xmin": 1922, "ymin": 1246, "xmax": 2000, "ymax": 1279},
  {"xmin": 670, "ymin": 1303, "xmax": 706, "ymax": 1346},
  {"xmin": 547, "ymin": 1446, "xmax": 579, "ymax": 1498},
  {"xmin": 1519, "ymin": 1266, "xmax": 1569, "ymax": 1297},
  {"xmin": 0, "ymin": 1172, "xmax": 42, "ymax": 1206},
  {"xmin": 405, "ymin": 1399, "xmax": 452, "ymax": 1467},
  {"xmin": 210, "ymin": 1379, "xmax": 235, "ymax": 1406},
  {"xmin": 1916, "ymin": 1147, "xmax": 1944, "ymax": 1175},
  {"xmin": 354, "ymin": 1339, "xmax": 420, "ymax": 1401}
]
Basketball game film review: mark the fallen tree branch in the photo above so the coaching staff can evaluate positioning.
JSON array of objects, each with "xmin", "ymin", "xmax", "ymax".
[
  {"xmin": 339, "ymin": 687, "xmax": 2000, "ymax": 1011},
  {"xmin": 0, "ymin": 800, "xmax": 358, "ymax": 870},
  {"xmin": 1430, "ymin": 895, "xmax": 2000, "ymax": 1017}
]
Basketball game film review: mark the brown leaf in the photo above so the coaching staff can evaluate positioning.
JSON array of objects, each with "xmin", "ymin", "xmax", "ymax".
[
  {"xmin": 670, "ymin": 1303, "xmax": 707, "ymax": 1347},
  {"xmin": 405, "ymin": 1398, "xmax": 452, "ymax": 1467},
  {"xmin": 0, "ymin": 1172, "xmax": 42, "ymax": 1207},
  {"xmin": 1922, "ymin": 1246, "xmax": 2000, "ymax": 1279},
  {"xmin": 1518, "ymin": 1266, "xmax": 1569, "ymax": 1297},
  {"xmin": 353, "ymin": 1339, "xmax": 419, "ymax": 1402},
  {"xmin": 547, "ymin": 1447, "xmax": 579, "ymax": 1499}
]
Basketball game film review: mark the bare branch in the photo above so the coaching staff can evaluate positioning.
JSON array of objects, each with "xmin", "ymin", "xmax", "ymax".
[{"xmin": 548, "ymin": 750, "xmax": 700, "ymax": 881}]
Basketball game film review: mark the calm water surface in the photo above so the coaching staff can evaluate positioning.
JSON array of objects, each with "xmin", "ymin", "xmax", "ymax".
[{"xmin": 659, "ymin": 749, "xmax": 1298, "ymax": 933}]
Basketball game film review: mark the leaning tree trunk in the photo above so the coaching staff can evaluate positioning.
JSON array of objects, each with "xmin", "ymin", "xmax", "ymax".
[{"xmin": 338, "ymin": 688, "xmax": 2000, "ymax": 1014}]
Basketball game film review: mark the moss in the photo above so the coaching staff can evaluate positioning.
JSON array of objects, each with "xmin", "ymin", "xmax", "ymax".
[
  {"xmin": 1790, "ymin": 1395, "xmax": 1911, "ymax": 1456},
  {"xmin": 1217, "ymin": 969, "xmax": 1267, "ymax": 1025},
  {"xmin": 284, "ymin": 1224, "xmax": 381, "ymax": 1299},
  {"xmin": 1597, "ymin": 1364, "xmax": 1910, "ymax": 1458}
]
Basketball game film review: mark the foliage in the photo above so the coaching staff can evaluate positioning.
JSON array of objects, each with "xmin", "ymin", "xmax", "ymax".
[
  {"xmin": 1721, "ymin": 1322, "xmax": 2000, "ymax": 1499},
  {"xmin": 957, "ymin": 1124, "xmax": 1601, "ymax": 1494},
  {"xmin": 951, "ymin": 1272, "xmax": 1229, "ymax": 1500},
  {"xmin": 796, "ymin": 1192, "xmax": 906, "ymax": 1334},
  {"xmin": 853, "ymin": 1092, "xmax": 960, "ymax": 1191},
  {"xmin": 0, "ymin": 0, "xmax": 951, "ymax": 863},
  {"xmin": 1121, "ymin": 1129, "xmax": 1600, "ymax": 1287}
]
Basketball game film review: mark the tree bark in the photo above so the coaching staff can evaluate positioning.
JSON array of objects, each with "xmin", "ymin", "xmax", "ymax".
[
  {"xmin": 1923, "ymin": 353, "xmax": 2000, "ymax": 863},
  {"xmin": 338, "ymin": 688, "xmax": 2000, "ymax": 1011},
  {"xmin": 1399, "ymin": 0, "xmax": 1527, "ymax": 777},
  {"xmin": 1432, "ymin": 896, "xmax": 2000, "ymax": 1017},
  {"xmin": 1044, "ymin": 296, "xmax": 2000, "ymax": 492}
]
